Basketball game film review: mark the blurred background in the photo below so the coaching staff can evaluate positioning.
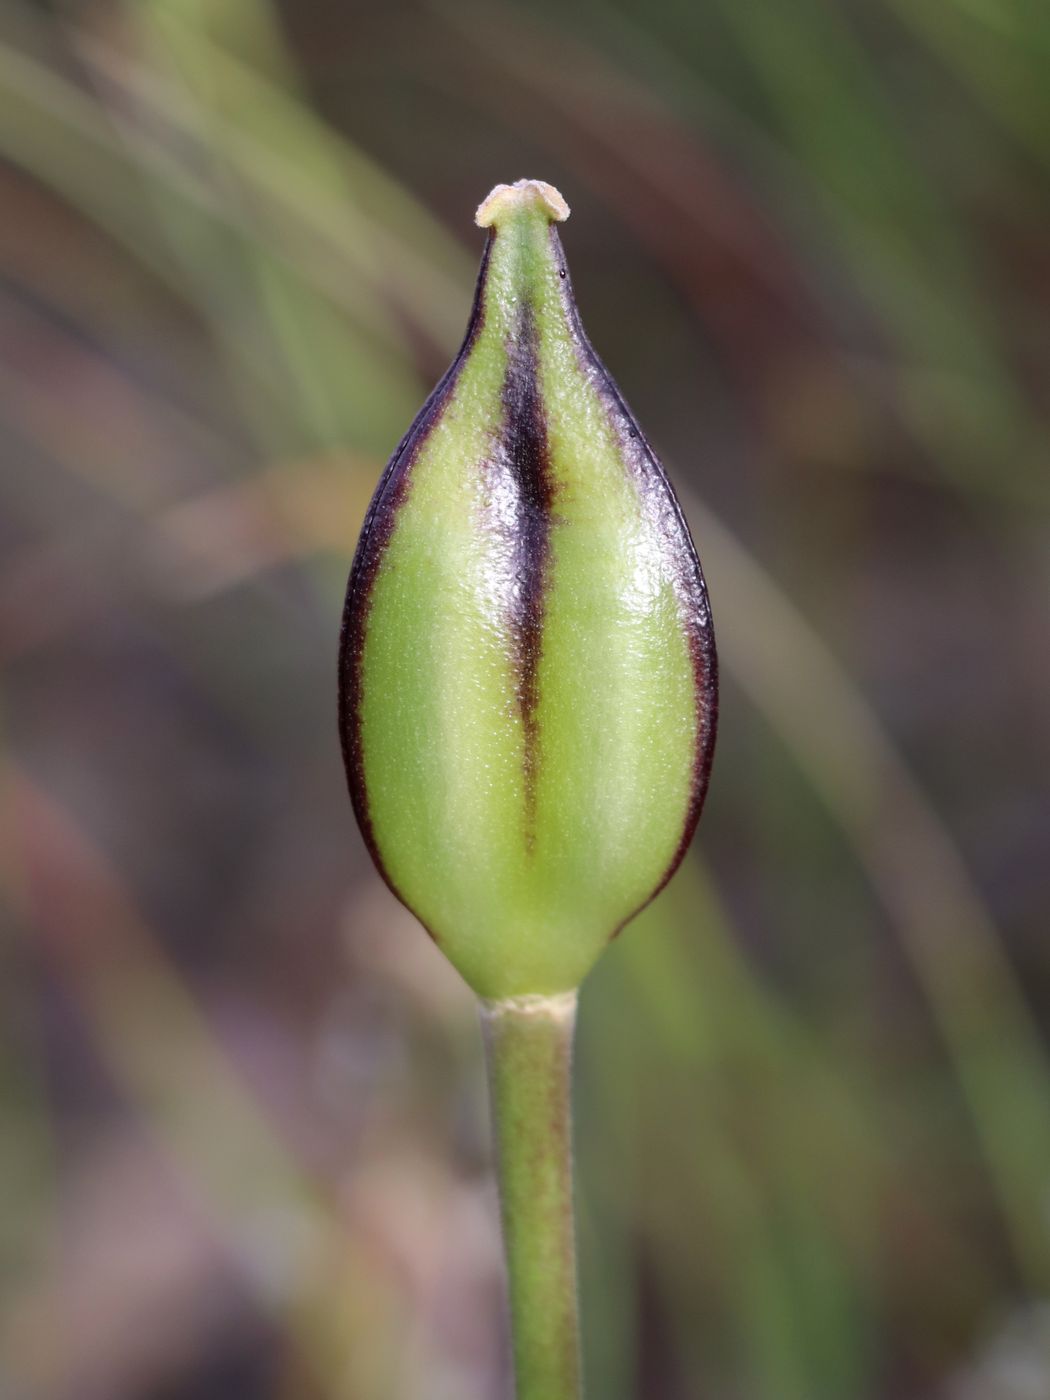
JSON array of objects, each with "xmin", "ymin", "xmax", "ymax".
[{"xmin": 1, "ymin": 0, "xmax": 1048, "ymax": 1396}]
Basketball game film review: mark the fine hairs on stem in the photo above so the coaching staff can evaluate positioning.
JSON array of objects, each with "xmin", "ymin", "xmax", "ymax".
[{"xmin": 481, "ymin": 993, "xmax": 581, "ymax": 1399}]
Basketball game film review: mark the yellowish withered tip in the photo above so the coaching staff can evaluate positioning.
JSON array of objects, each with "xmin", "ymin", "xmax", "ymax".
[{"xmin": 475, "ymin": 178, "xmax": 570, "ymax": 228}]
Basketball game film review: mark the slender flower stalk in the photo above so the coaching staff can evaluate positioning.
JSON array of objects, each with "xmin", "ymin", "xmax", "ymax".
[
  {"xmin": 338, "ymin": 179, "xmax": 717, "ymax": 1396},
  {"xmin": 481, "ymin": 993, "xmax": 581, "ymax": 1400}
]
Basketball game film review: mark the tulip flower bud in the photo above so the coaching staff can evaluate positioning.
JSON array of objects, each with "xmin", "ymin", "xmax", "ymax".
[{"xmin": 339, "ymin": 179, "xmax": 716, "ymax": 999}]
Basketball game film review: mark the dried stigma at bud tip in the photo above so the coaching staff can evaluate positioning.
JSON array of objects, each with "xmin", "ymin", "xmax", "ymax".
[
  {"xmin": 475, "ymin": 178, "xmax": 570, "ymax": 227},
  {"xmin": 339, "ymin": 180, "xmax": 717, "ymax": 999}
]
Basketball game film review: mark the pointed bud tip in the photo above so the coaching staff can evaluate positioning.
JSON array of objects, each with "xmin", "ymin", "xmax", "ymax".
[{"xmin": 475, "ymin": 179, "xmax": 570, "ymax": 229}]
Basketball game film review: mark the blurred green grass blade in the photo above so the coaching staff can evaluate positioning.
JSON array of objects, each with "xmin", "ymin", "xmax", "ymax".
[
  {"xmin": 0, "ymin": 29, "xmax": 172, "ymax": 277},
  {"xmin": 0, "ymin": 30, "xmax": 388, "ymax": 426},
  {"xmin": 708, "ymin": 0, "xmax": 1042, "ymax": 495},
  {"xmin": 253, "ymin": 251, "xmax": 421, "ymax": 455},
  {"xmin": 0, "ymin": 4, "xmax": 467, "ymax": 468},
  {"xmin": 0, "ymin": 762, "xmax": 431, "ymax": 1400},
  {"xmin": 574, "ymin": 1117, "xmax": 637, "ymax": 1400},
  {"xmin": 736, "ymin": 1191, "xmax": 872, "ymax": 1400},
  {"xmin": 0, "ymin": 3, "xmax": 471, "ymax": 367},
  {"xmin": 116, "ymin": 0, "xmax": 472, "ymax": 343},
  {"xmin": 887, "ymin": 0, "xmax": 1050, "ymax": 166},
  {"xmin": 688, "ymin": 492, "xmax": 1050, "ymax": 1288},
  {"xmin": 79, "ymin": 13, "xmax": 449, "ymax": 438},
  {"xmin": 591, "ymin": 861, "xmax": 883, "ymax": 1396},
  {"xmin": 710, "ymin": 0, "xmax": 999, "ymax": 362}
]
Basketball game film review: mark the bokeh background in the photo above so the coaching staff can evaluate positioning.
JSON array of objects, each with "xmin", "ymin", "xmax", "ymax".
[{"xmin": 1, "ymin": 1, "xmax": 1048, "ymax": 1396}]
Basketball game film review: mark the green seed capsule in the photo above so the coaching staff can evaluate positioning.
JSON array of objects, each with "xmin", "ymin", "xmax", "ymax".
[{"xmin": 339, "ymin": 179, "xmax": 717, "ymax": 999}]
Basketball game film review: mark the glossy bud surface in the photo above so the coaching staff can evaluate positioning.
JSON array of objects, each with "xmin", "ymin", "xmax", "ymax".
[{"xmin": 339, "ymin": 180, "xmax": 717, "ymax": 998}]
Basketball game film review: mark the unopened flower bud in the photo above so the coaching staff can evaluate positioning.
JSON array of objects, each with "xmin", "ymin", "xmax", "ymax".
[{"xmin": 339, "ymin": 179, "xmax": 717, "ymax": 998}]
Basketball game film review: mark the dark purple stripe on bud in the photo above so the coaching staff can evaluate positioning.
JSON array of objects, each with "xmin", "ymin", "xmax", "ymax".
[{"xmin": 491, "ymin": 301, "xmax": 556, "ymax": 840}]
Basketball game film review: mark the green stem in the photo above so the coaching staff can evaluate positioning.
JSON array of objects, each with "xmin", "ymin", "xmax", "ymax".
[{"xmin": 480, "ymin": 991, "xmax": 583, "ymax": 1400}]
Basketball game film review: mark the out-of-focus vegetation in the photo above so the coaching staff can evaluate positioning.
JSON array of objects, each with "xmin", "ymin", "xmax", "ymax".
[{"xmin": 0, "ymin": 0, "xmax": 1048, "ymax": 1396}]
